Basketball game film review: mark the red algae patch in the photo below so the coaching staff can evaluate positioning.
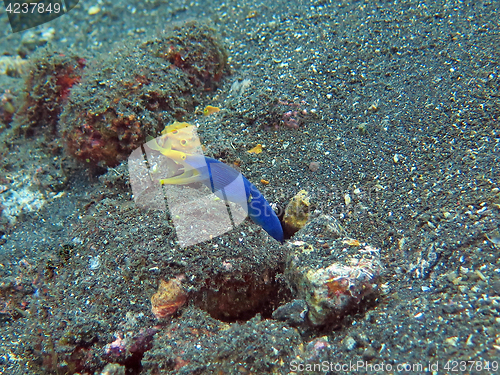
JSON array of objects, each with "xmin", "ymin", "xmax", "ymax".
[{"xmin": 14, "ymin": 51, "xmax": 85, "ymax": 136}]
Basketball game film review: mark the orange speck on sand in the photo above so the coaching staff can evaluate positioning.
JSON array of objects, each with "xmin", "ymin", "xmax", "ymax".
[
  {"xmin": 203, "ymin": 105, "xmax": 220, "ymax": 116},
  {"xmin": 247, "ymin": 144, "xmax": 263, "ymax": 154},
  {"xmin": 260, "ymin": 179, "xmax": 270, "ymax": 185},
  {"xmin": 246, "ymin": 10, "xmax": 258, "ymax": 19},
  {"xmin": 342, "ymin": 239, "xmax": 362, "ymax": 246}
]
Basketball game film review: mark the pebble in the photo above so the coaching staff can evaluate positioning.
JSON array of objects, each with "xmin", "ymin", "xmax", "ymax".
[
  {"xmin": 342, "ymin": 336, "xmax": 357, "ymax": 351},
  {"xmin": 308, "ymin": 161, "xmax": 320, "ymax": 172},
  {"xmin": 272, "ymin": 299, "xmax": 308, "ymax": 326},
  {"xmin": 88, "ymin": 5, "xmax": 101, "ymax": 15}
]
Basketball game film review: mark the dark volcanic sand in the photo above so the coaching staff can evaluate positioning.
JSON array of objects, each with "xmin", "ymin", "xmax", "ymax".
[{"xmin": 0, "ymin": 0, "xmax": 499, "ymax": 374}]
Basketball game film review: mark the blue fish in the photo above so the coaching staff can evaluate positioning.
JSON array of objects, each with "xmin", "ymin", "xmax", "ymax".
[{"xmin": 159, "ymin": 153, "xmax": 284, "ymax": 243}]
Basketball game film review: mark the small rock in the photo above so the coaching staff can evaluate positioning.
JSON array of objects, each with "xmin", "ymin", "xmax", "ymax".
[
  {"xmin": 444, "ymin": 336, "xmax": 459, "ymax": 347},
  {"xmin": 283, "ymin": 190, "xmax": 311, "ymax": 236},
  {"xmin": 272, "ymin": 299, "xmax": 308, "ymax": 326},
  {"xmin": 151, "ymin": 277, "xmax": 187, "ymax": 319},
  {"xmin": 308, "ymin": 161, "xmax": 320, "ymax": 172},
  {"xmin": 100, "ymin": 363, "xmax": 126, "ymax": 375},
  {"xmin": 285, "ymin": 215, "xmax": 384, "ymax": 326},
  {"xmin": 88, "ymin": 5, "xmax": 101, "ymax": 15},
  {"xmin": 342, "ymin": 336, "xmax": 357, "ymax": 351}
]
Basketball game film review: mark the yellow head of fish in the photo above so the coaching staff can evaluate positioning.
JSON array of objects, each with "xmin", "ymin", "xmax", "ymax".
[
  {"xmin": 146, "ymin": 121, "xmax": 203, "ymax": 184},
  {"xmin": 155, "ymin": 121, "xmax": 201, "ymax": 154}
]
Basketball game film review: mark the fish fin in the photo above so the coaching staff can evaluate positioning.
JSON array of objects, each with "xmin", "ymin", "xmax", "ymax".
[
  {"xmin": 160, "ymin": 169, "xmax": 201, "ymax": 185},
  {"xmin": 145, "ymin": 138, "xmax": 164, "ymax": 152}
]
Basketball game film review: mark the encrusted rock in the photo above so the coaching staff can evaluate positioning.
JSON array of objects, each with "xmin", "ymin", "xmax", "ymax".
[
  {"xmin": 100, "ymin": 363, "xmax": 126, "ymax": 375},
  {"xmin": 151, "ymin": 277, "xmax": 187, "ymax": 319},
  {"xmin": 0, "ymin": 55, "xmax": 28, "ymax": 77},
  {"xmin": 285, "ymin": 214, "xmax": 384, "ymax": 326},
  {"xmin": 283, "ymin": 190, "xmax": 311, "ymax": 236},
  {"xmin": 272, "ymin": 299, "xmax": 308, "ymax": 326},
  {"xmin": 60, "ymin": 21, "xmax": 228, "ymax": 167}
]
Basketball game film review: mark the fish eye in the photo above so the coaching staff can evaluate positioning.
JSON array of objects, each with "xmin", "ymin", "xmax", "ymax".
[{"xmin": 180, "ymin": 139, "xmax": 187, "ymax": 146}]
